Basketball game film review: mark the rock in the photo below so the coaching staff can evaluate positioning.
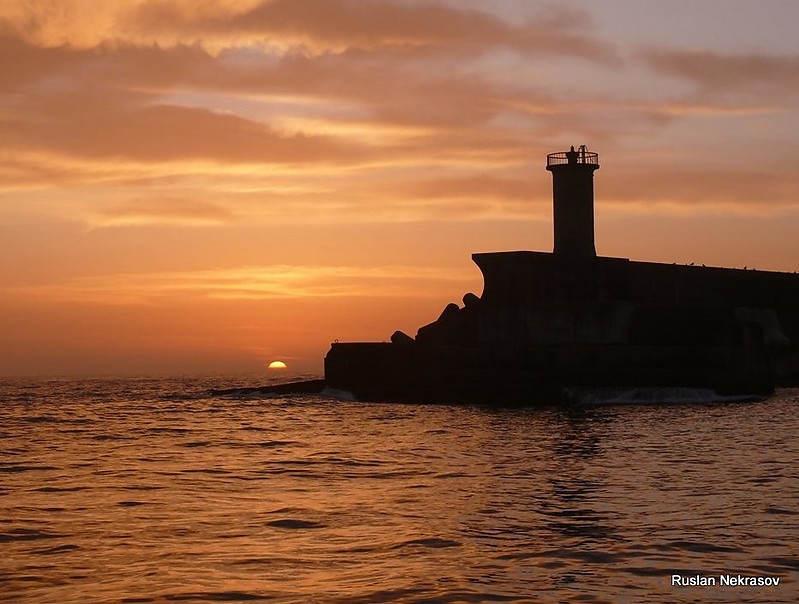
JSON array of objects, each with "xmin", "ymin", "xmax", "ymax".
[
  {"xmin": 438, "ymin": 302, "xmax": 461, "ymax": 321},
  {"xmin": 390, "ymin": 330, "xmax": 415, "ymax": 345},
  {"xmin": 463, "ymin": 292, "xmax": 481, "ymax": 308}
]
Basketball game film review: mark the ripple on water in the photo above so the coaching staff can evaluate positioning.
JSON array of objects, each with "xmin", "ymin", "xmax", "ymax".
[
  {"xmin": 764, "ymin": 506, "xmax": 798, "ymax": 515},
  {"xmin": 161, "ymin": 591, "xmax": 273, "ymax": 601},
  {"xmin": 0, "ymin": 529, "xmax": 67, "ymax": 543},
  {"xmin": 1, "ymin": 379, "xmax": 798, "ymax": 603},
  {"xmin": 31, "ymin": 544, "xmax": 80, "ymax": 555},
  {"xmin": 391, "ymin": 537, "xmax": 462, "ymax": 549},
  {"xmin": 0, "ymin": 464, "xmax": 58, "ymax": 473},
  {"xmin": 265, "ymin": 519, "xmax": 326, "ymax": 529},
  {"xmin": 255, "ymin": 440, "xmax": 298, "ymax": 448},
  {"xmin": 660, "ymin": 540, "xmax": 744, "ymax": 554}
]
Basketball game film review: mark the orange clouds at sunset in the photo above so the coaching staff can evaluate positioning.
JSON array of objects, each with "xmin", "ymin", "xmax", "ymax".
[{"xmin": 2, "ymin": 0, "xmax": 799, "ymax": 376}]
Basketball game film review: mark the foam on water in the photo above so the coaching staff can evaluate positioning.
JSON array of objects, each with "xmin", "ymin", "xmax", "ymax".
[{"xmin": 564, "ymin": 386, "xmax": 765, "ymax": 406}]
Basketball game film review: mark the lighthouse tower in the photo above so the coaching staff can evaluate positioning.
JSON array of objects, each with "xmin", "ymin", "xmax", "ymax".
[{"xmin": 546, "ymin": 145, "xmax": 599, "ymax": 258}]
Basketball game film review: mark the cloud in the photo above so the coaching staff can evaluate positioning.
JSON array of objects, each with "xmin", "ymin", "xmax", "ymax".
[
  {"xmin": 642, "ymin": 49, "xmax": 799, "ymax": 99},
  {"xmin": 0, "ymin": 33, "xmax": 557, "ymax": 174},
  {"xmin": 2, "ymin": 89, "xmax": 368, "ymax": 163},
  {"xmin": 3, "ymin": 0, "xmax": 616, "ymax": 62},
  {"xmin": 1, "ymin": 2, "xmax": 797, "ymax": 229},
  {"xmin": 8, "ymin": 264, "xmax": 477, "ymax": 304},
  {"xmin": 601, "ymin": 165, "xmax": 799, "ymax": 214},
  {"xmin": 635, "ymin": 101, "xmax": 785, "ymax": 118},
  {"xmin": 0, "ymin": 1, "xmax": 621, "ymax": 177},
  {"xmin": 93, "ymin": 198, "xmax": 235, "ymax": 227},
  {"xmin": 0, "ymin": 2, "xmax": 619, "ymax": 135}
]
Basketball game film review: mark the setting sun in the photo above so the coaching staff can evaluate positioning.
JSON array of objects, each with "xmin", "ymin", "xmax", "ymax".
[{"xmin": 268, "ymin": 360, "xmax": 288, "ymax": 369}]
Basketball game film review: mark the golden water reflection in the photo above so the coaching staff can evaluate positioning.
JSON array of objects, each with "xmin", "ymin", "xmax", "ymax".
[{"xmin": 1, "ymin": 378, "xmax": 797, "ymax": 603}]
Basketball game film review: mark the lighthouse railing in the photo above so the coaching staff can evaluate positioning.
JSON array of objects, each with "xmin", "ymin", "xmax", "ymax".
[{"xmin": 547, "ymin": 150, "xmax": 599, "ymax": 167}]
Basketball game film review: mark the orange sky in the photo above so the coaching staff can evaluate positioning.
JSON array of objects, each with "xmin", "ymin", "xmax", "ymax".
[{"xmin": 2, "ymin": 0, "xmax": 799, "ymax": 376}]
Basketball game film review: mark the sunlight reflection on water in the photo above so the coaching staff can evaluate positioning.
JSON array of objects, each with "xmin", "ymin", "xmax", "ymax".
[{"xmin": 1, "ymin": 377, "xmax": 797, "ymax": 603}]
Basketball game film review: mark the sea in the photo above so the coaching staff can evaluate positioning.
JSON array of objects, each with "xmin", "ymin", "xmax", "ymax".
[{"xmin": 1, "ymin": 375, "xmax": 797, "ymax": 603}]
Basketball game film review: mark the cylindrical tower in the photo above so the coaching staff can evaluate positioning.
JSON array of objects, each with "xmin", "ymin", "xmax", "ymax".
[{"xmin": 546, "ymin": 145, "xmax": 599, "ymax": 258}]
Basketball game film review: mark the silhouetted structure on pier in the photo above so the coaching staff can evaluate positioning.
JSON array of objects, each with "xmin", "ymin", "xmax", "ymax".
[
  {"xmin": 548, "ymin": 145, "xmax": 599, "ymax": 258},
  {"xmin": 325, "ymin": 147, "xmax": 799, "ymax": 404}
]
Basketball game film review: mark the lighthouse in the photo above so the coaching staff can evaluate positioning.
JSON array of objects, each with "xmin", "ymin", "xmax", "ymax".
[{"xmin": 546, "ymin": 145, "xmax": 599, "ymax": 258}]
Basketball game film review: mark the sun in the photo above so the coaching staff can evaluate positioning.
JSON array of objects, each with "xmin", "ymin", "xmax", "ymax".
[{"xmin": 268, "ymin": 360, "xmax": 288, "ymax": 369}]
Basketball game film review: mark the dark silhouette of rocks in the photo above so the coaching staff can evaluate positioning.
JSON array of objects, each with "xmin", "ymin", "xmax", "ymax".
[{"xmin": 390, "ymin": 330, "xmax": 415, "ymax": 346}]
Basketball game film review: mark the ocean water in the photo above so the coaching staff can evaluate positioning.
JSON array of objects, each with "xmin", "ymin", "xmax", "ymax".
[{"xmin": 1, "ymin": 376, "xmax": 797, "ymax": 603}]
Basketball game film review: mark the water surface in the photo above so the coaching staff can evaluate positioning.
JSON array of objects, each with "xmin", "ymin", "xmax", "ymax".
[{"xmin": 2, "ymin": 377, "xmax": 797, "ymax": 602}]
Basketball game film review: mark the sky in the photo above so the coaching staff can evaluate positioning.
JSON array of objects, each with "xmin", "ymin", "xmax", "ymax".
[{"xmin": 2, "ymin": 0, "xmax": 799, "ymax": 376}]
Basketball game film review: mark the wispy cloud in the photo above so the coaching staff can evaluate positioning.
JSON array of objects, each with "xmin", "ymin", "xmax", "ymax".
[
  {"xmin": 3, "ymin": 0, "xmax": 616, "ymax": 61},
  {"xmin": 8, "ymin": 264, "xmax": 477, "ymax": 304},
  {"xmin": 93, "ymin": 197, "xmax": 235, "ymax": 227},
  {"xmin": 602, "ymin": 165, "xmax": 799, "ymax": 215},
  {"xmin": 642, "ymin": 49, "xmax": 799, "ymax": 95},
  {"xmin": 1, "ymin": 0, "xmax": 798, "ymax": 230}
]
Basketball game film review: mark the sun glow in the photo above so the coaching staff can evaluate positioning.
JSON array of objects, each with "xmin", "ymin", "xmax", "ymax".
[{"xmin": 268, "ymin": 360, "xmax": 288, "ymax": 369}]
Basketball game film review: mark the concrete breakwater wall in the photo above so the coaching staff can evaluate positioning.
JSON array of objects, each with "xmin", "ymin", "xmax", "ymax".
[
  {"xmin": 324, "ymin": 340, "xmax": 772, "ymax": 404},
  {"xmin": 324, "ymin": 253, "xmax": 799, "ymax": 402}
]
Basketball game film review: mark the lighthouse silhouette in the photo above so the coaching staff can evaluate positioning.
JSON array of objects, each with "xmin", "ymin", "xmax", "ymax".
[{"xmin": 546, "ymin": 145, "xmax": 599, "ymax": 258}]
